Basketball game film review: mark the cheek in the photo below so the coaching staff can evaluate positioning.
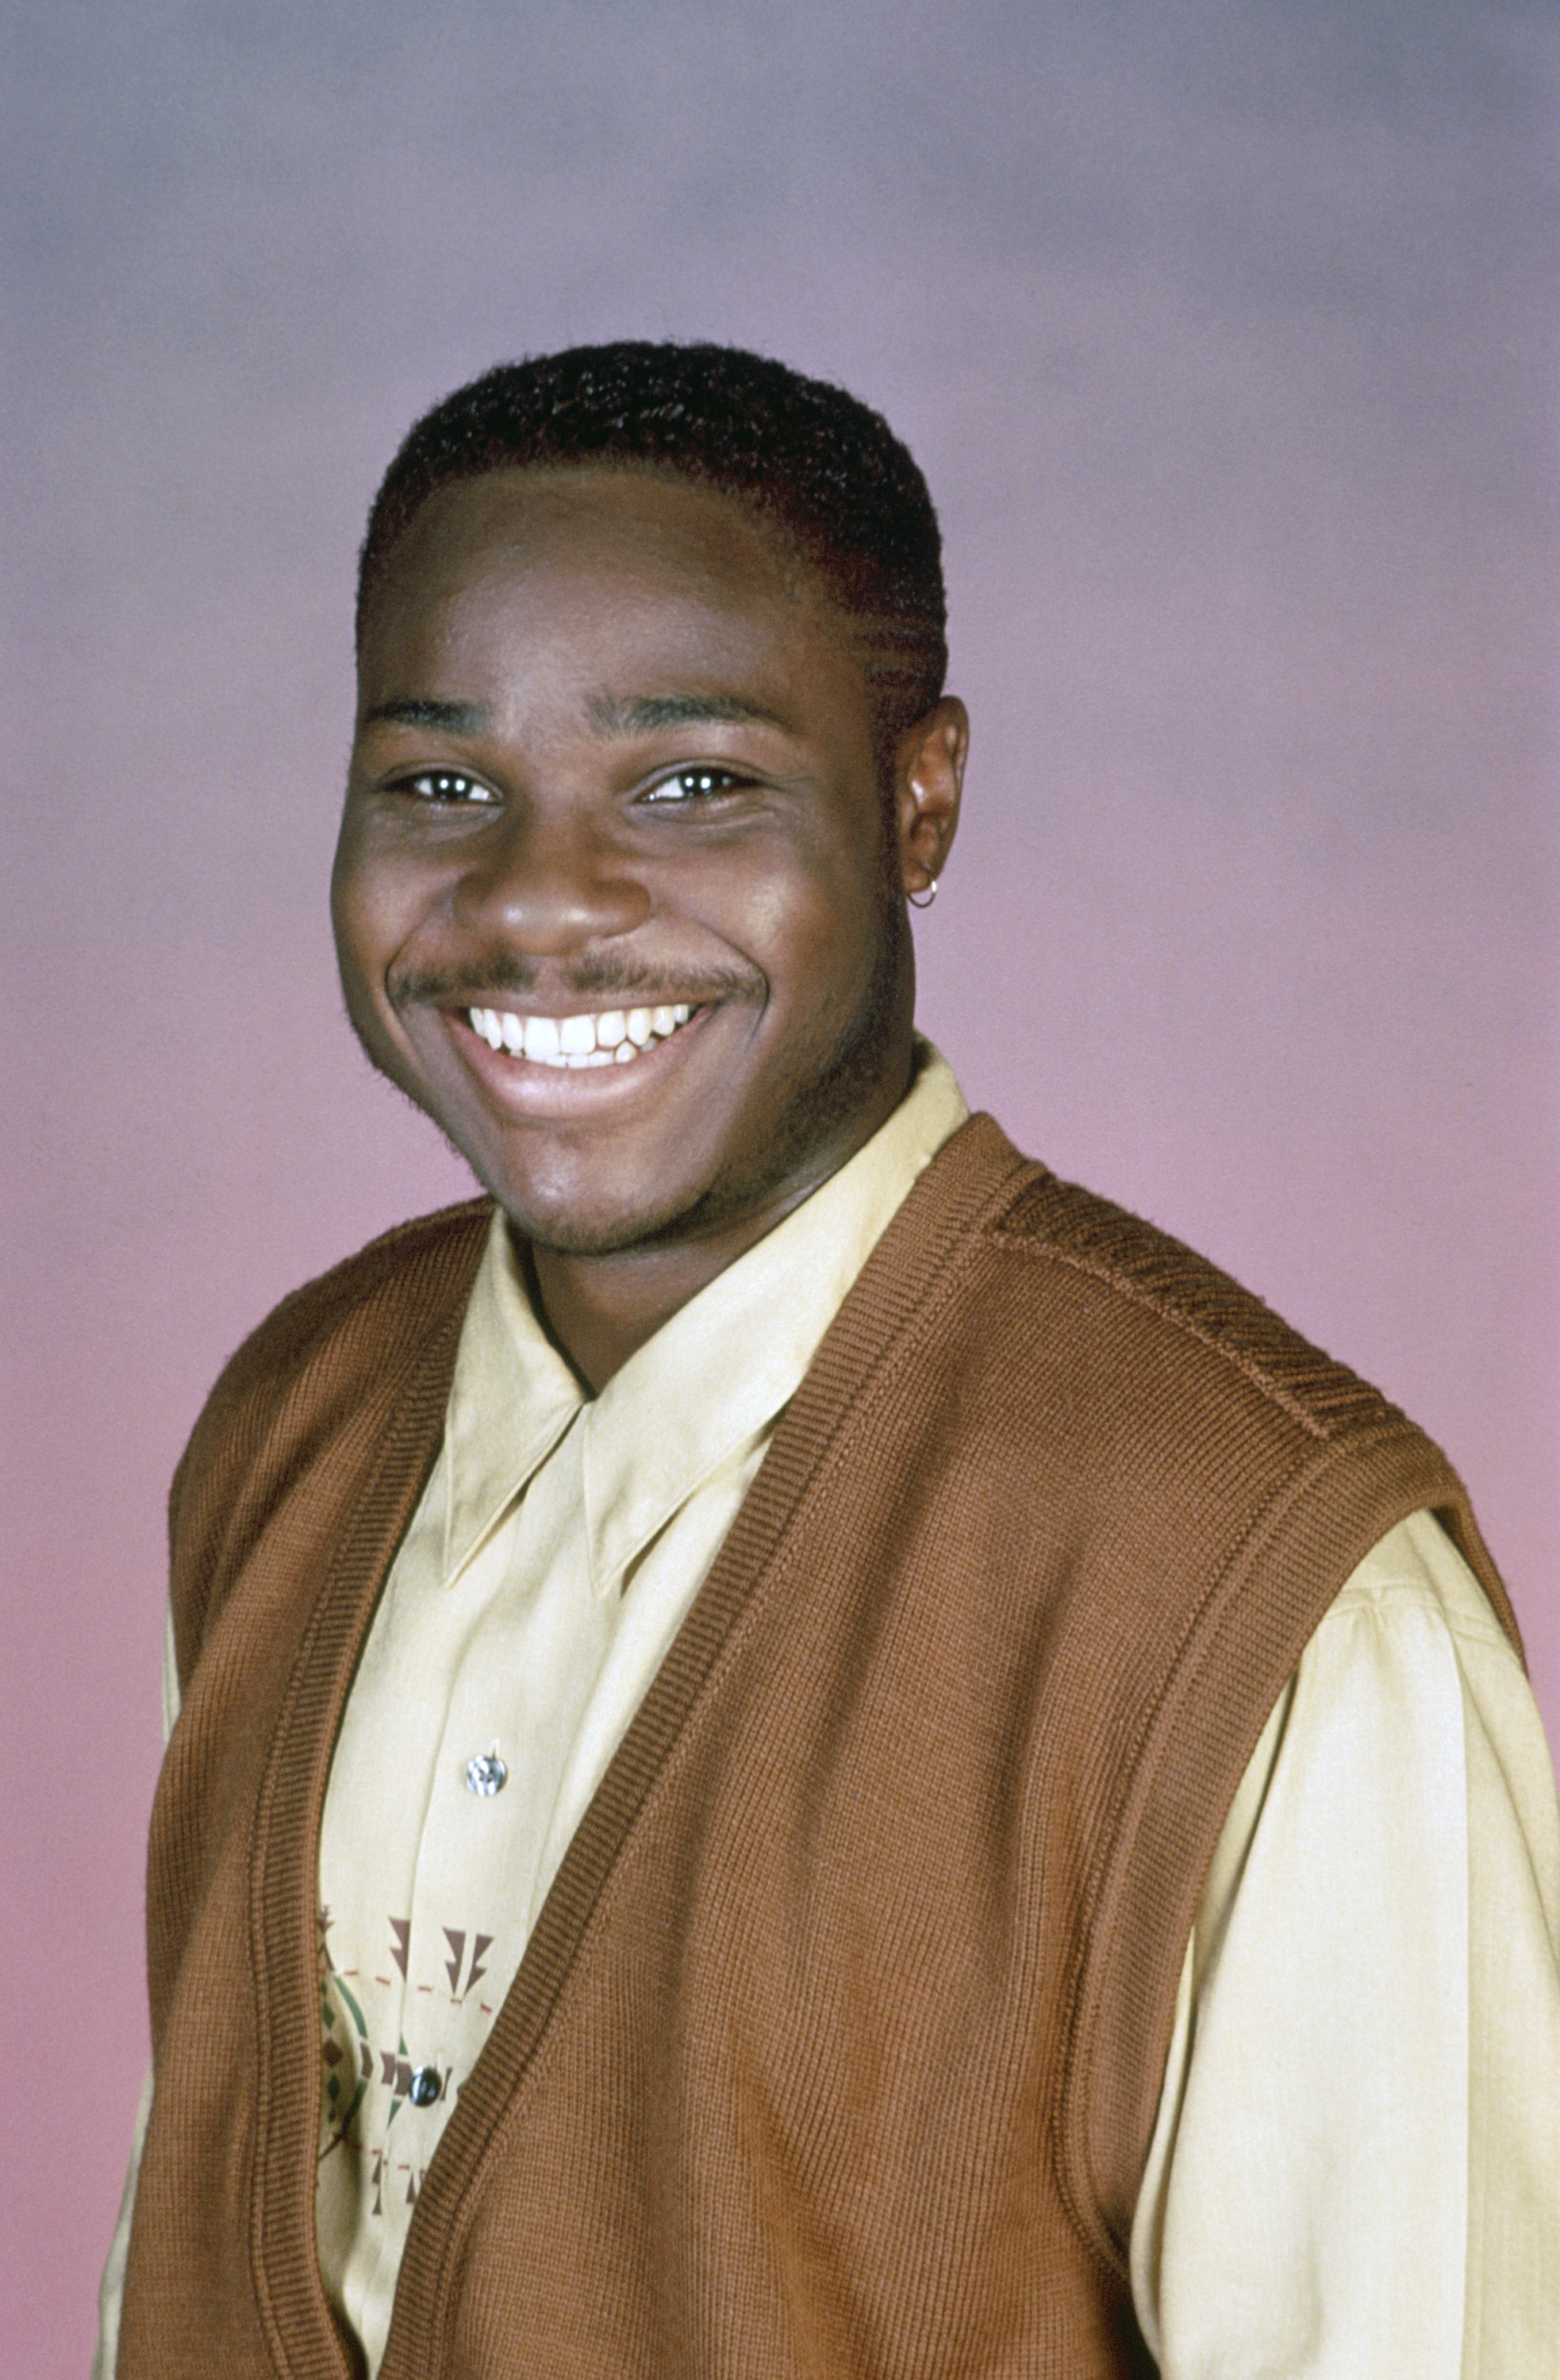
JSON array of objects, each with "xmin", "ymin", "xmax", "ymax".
[
  {"xmin": 332, "ymin": 833, "xmax": 423, "ymax": 987},
  {"xmin": 713, "ymin": 817, "xmax": 889, "ymax": 986},
  {"xmin": 331, "ymin": 852, "xmax": 412, "ymax": 1042},
  {"xmin": 769, "ymin": 845, "xmax": 895, "ymax": 1015}
]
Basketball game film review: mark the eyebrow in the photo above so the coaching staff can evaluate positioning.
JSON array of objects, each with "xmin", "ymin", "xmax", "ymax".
[
  {"xmin": 359, "ymin": 697, "xmax": 492, "ymax": 733},
  {"xmin": 359, "ymin": 692, "xmax": 787, "ymax": 738},
  {"xmin": 586, "ymin": 692, "xmax": 788, "ymax": 735}
]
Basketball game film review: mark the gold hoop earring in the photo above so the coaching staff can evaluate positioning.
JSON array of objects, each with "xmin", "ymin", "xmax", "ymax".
[{"xmin": 908, "ymin": 877, "xmax": 939, "ymax": 911}]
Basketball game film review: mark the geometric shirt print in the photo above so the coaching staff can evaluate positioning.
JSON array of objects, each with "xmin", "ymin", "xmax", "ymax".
[{"xmin": 316, "ymin": 1902, "xmax": 501, "ymax": 2219}]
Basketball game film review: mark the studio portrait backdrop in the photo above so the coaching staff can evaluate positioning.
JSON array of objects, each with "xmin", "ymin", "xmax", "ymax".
[{"xmin": 4, "ymin": 4, "xmax": 1554, "ymax": 2370}]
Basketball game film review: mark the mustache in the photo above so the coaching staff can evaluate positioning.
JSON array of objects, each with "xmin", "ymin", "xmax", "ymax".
[{"xmin": 387, "ymin": 955, "xmax": 767, "ymax": 1011}]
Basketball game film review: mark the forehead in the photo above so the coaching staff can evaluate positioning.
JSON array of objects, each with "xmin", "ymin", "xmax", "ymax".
[{"xmin": 360, "ymin": 466, "xmax": 830, "ymax": 670}]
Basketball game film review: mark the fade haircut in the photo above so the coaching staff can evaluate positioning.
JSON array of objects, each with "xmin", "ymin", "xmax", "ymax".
[{"xmin": 357, "ymin": 341, "xmax": 947, "ymax": 762}]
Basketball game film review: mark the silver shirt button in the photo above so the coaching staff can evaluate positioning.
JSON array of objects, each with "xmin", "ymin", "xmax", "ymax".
[
  {"xmin": 408, "ymin": 2065, "xmax": 442, "ymax": 2107},
  {"xmin": 465, "ymin": 1750, "xmax": 508, "ymax": 1797}
]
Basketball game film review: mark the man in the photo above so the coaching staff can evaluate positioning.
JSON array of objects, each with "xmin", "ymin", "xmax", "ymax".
[{"xmin": 100, "ymin": 342, "xmax": 1558, "ymax": 2377}]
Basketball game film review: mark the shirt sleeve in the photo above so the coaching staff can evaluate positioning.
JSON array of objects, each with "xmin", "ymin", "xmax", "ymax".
[
  {"xmin": 93, "ymin": 1605, "xmax": 183, "ymax": 2379},
  {"xmin": 1129, "ymin": 1510, "xmax": 1560, "ymax": 2378}
]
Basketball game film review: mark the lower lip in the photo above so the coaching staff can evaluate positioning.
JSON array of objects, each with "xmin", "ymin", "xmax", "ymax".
[{"xmin": 446, "ymin": 1006, "xmax": 717, "ymax": 1116}]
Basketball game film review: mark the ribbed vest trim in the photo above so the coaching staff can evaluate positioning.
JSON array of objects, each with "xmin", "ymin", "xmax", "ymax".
[
  {"xmin": 248, "ymin": 1297, "xmax": 467, "ymax": 2375},
  {"xmin": 1061, "ymin": 1423, "xmax": 1501, "ymax": 2263}
]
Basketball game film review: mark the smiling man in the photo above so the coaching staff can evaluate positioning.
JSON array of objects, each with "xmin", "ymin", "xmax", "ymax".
[
  {"xmin": 101, "ymin": 344, "xmax": 1558, "ymax": 2379},
  {"xmin": 335, "ymin": 451, "xmax": 960, "ymax": 1382}
]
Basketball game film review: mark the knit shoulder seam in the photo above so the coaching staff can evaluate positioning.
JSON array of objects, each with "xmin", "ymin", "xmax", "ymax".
[{"xmin": 982, "ymin": 1219, "xmax": 1358, "ymax": 1441}]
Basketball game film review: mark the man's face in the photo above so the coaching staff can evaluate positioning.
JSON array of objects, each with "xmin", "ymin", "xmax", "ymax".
[{"xmin": 333, "ymin": 466, "xmax": 958, "ymax": 1256}]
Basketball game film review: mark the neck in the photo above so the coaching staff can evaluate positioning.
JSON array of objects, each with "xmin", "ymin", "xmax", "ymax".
[{"xmin": 527, "ymin": 1057, "xmax": 914, "ymax": 1392}]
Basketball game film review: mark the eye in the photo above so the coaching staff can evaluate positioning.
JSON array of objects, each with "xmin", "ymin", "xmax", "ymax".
[
  {"xmin": 393, "ymin": 770, "xmax": 498, "ymax": 805},
  {"xmin": 640, "ymin": 766, "xmax": 746, "ymax": 805}
]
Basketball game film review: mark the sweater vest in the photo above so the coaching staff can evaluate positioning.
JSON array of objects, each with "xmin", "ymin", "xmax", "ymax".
[{"xmin": 119, "ymin": 1116, "xmax": 1519, "ymax": 2378}]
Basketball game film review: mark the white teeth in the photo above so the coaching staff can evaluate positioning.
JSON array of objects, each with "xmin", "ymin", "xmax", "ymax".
[{"xmin": 468, "ymin": 1002, "xmax": 696, "ymax": 1065}]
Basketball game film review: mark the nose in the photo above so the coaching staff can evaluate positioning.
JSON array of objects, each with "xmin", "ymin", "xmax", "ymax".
[{"xmin": 452, "ymin": 800, "xmax": 651, "ymax": 954}]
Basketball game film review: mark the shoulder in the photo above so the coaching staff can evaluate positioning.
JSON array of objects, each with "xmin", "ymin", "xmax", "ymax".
[
  {"xmin": 928, "ymin": 1115, "xmax": 1405, "ymax": 1455},
  {"xmin": 167, "ymin": 1198, "xmax": 493, "ymax": 1601},
  {"xmin": 183, "ymin": 1196, "xmax": 493, "ymax": 1434},
  {"xmin": 951, "ymin": 1121, "xmax": 1516, "ymax": 1636},
  {"xmin": 931, "ymin": 1119, "xmax": 1521, "ymax": 1637}
]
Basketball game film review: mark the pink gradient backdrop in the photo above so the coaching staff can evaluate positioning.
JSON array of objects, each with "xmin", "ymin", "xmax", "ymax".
[{"xmin": 4, "ymin": 5, "xmax": 1554, "ymax": 2367}]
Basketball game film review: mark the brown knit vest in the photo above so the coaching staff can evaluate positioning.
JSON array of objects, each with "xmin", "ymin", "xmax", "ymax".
[{"xmin": 119, "ymin": 1116, "xmax": 1518, "ymax": 2378}]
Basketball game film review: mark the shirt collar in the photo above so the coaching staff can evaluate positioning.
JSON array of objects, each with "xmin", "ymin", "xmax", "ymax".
[
  {"xmin": 441, "ymin": 1234, "xmax": 584, "ymax": 1583},
  {"xmin": 441, "ymin": 1038, "xmax": 969, "ymax": 1595}
]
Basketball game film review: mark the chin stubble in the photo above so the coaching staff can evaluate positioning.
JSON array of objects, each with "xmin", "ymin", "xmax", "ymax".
[{"xmin": 530, "ymin": 886, "xmax": 913, "ymax": 1260}]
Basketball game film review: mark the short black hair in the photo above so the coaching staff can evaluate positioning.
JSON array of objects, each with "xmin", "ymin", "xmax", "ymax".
[{"xmin": 358, "ymin": 341, "xmax": 947, "ymax": 751}]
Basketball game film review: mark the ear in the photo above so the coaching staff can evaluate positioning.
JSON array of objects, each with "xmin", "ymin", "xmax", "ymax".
[{"xmin": 892, "ymin": 697, "xmax": 967, "ymax": 900}]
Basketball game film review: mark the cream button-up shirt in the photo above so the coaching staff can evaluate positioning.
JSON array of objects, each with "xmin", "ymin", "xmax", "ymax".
[
  {"xmin": 97, "ymin": 1046, "xmax": 1560, "ymax": 2378},
  {"xmin": 313, "ymin": 1046, "xmax": 974, "ymax": 2368}
]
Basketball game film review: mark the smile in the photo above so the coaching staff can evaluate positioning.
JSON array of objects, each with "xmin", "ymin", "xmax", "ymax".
[{"xmin": 466, "ymin": 1003, "xmax": 694, "ymax": 1068}]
